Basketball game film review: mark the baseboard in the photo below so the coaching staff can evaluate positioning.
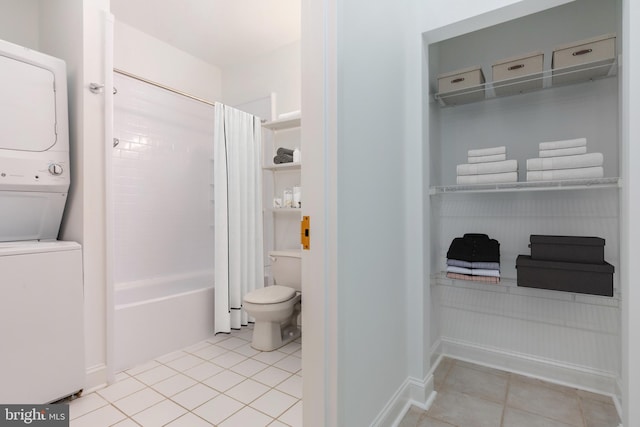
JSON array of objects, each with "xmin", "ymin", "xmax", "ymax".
[
  {"xmin": 369, "ymin": 373, "xmax": 435, "ymax": 427},
  {"xmin": 439, "ymin": 337, "xmax": 619, "ymax": 397},
  {"xmin": 82, "ymin": 363, "xmax": 108, "ymax": 394}
]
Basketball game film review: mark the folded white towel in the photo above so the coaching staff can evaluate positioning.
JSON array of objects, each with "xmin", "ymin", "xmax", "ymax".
[
  {"xmin": 468, "ymin": 146, "xmax": 506, "ymax": 157},
  {"xmin": 467, "ymin": 153, "xmax": 507, "ymax": 164},
  {"xmin": 539, "ymin": 137, "xmax": 587, "ymax": 150},
  {"xmin": 457, "ymin": 172, "xmax": 518, "ymax": 185},
  {"xmin": 539, "ymin": 146, "xmax": 587, "ymax": 157},
  {"xmin": 457, "ymin": 159, "xmax": 518, "ymax": 175},
  {"xmin": 526, "ymin": 167, "xmax": 604, "ymax": 181},
  {"xmin": 526, "ymin": 153, "xmax": 603, "ymax": 171}
]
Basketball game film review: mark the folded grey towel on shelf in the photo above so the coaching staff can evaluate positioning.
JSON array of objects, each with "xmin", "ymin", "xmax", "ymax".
[
  {"xmin": 457, "ymin": 159, "xmax": 518, "ymax": 175},
  {"xmin": 538, "ymin": 137, "xmax": 587, "ymax": 150},
  {"xmin": 539, "ymin": 146, "xmax": 587, "ymax": 157},
  {"xmin": 468, "ymin": 146, "xmax": 506, "ymax": 157},
  {"xmin": 467, "ymin": 153, "xmax": 507, "ymax": 164},
  {"xmin": 277, "ymin": 147, "xmax": 294, "ymax": 156},
  {"xmin": 273, "ymin": 154, "xmax": 294, "ymax": 164},
  {"xmin": 456, "ymin": 172, "xmax": 518, "ymax": 184},
  {"xmin": 526, "ymin": 152, "xmax": 603, "ymax": 171},
  {"xmin": 526, "ymin": 166, "xmax": 604, "ymax": 181}
]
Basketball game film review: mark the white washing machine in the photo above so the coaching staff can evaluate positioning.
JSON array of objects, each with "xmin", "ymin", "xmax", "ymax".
[
  {"xmin": 0, "ymin": 241, "xmax": 84, "ymax": 403},
  {"xmin": 0, "ymin": 38, "xmax": 70, "ymax": 242}
]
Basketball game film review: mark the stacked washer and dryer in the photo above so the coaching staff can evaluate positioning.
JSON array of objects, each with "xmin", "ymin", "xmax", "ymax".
[{"xmin": 0, "ymin": 39, "xmax": 84, "ymax": 403}]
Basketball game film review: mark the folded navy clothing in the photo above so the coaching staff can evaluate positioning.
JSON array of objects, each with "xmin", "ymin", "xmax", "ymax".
[
  {"xmin": 273, "ymin": 154, "xmax": 294, "ymax": 164},
  {"xmin": 277, "ymin": 147, "xmax": 294, "ymax": 156},
  {"xmin": 446, "ymin": 233, "xmax": 500, "ymax": 263}
]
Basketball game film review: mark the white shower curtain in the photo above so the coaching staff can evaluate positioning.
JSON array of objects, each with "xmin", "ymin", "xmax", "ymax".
[{"xmin": 214, "ymin": 102, "xmax": 264, "ymax": 334}]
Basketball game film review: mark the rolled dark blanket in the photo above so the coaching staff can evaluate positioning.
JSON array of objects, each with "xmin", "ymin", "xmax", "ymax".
[
  {"xmin": 277, "ymin": 147, "xmax": 294, "ymax": 156},
  {"xmin": 274, "ymin": 154, "xmax": 294, "ymax": 164}
]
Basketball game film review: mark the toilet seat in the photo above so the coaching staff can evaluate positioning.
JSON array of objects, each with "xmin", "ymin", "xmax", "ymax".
[{"xmin": 244, "ymin": 285, "xmax": 296, "ymax": 305}]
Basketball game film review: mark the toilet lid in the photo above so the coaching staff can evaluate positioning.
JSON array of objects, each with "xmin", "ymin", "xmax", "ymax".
[{"xmin": 244, "ymin": 285, "xmax": 296, "ymax": 304}]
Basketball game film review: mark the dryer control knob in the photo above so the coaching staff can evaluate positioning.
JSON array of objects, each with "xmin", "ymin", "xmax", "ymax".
[{"xmin": 49, "ymin": 163, "xmax": 64, "ymax": 176}]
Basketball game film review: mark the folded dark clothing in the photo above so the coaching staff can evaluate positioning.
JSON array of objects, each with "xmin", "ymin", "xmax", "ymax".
[
  {"xmin": 446, "ymin": 233, "xmax": 500, "ymax": 263},
  {"xmin": 273, "ymin": 154, "xmax": 294, "ymax": 164},
  {"xmin": 277, "ymin": 147, "xmax": 294, "ymax": 156}
]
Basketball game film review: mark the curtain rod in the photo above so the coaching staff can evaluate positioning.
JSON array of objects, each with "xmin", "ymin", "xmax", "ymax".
[{"xmin": 113, "ymin": 68, "xmax": 216, "ymax": 107}]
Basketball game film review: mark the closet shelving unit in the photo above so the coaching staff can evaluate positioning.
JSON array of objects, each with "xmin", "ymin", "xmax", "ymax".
[
  {"xmin": 426, "ymin": 0, "xmax": 622, "ymax": 397},
  {"xmin": 262, "ymin": 114, "xmax": 302, "ymax": 258}
]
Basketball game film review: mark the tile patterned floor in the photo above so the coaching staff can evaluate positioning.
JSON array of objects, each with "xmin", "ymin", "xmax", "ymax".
[
  {"xmin": 399, "ymin": 357, "xmax": 621, "ymax": 427},
  {"xmin": 68, "ymin": 326, "xmax": 302, "ymax": 427}
]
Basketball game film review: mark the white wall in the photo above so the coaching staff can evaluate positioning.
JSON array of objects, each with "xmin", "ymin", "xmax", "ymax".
[
  {"xmin": 113, "ymin": 21, "xmax": 221, "ymax": 103},
  {"xmin": 221, "ymin": 40, "xmax": 300, "ymax": 117},
  {"xmin": 0, "ymin": 0, "xmax": 39, "ymax": 49}
]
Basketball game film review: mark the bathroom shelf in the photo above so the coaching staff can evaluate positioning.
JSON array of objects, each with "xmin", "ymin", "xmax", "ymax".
[
  {"xmin": 266, "ymin": 208, "xmax": 303, "ymax": 214},
  {"xmin": 263, "ymin": 162, "xmax": 301, "ymax": 171},
  {"xmin": 263, "ymin": 116, "xmax": 301, "ymax": 130},
  {"xmin": 434, "ymin": 59, "xmax": 617, "ymax": 107},
  {"xmin": 429, "ymin": 177, "xmax": 621, "ymax": 195}
]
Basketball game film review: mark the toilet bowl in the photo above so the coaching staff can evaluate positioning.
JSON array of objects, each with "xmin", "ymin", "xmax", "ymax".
[{"xmin": 243, "ymin": 250, "xmax": 301, "ymax": 351}]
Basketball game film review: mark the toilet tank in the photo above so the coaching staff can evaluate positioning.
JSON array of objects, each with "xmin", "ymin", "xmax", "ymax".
[{"xmin": 269, "ymin": 250, "xmax": 301, "ymax": 291}]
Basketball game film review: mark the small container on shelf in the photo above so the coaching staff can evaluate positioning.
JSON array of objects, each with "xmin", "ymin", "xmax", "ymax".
[
  {"xmin": 436, "ymin": 66, "xmax": 485, "ymax": 105},
  {"xmin": 529, "ymin": 234, "xmax": 605, "ymax": 264},
  {"xmin": 552, "ymin": 33, "xmax": 616, "ymax": 85},
  {"xmin": 492, "ymin": 51, "xmax": 544, "ymax": 96}
]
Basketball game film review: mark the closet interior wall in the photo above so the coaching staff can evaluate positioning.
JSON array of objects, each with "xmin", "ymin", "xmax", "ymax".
[{"xmin": 427, "ymin": 0, "xmax": 622, "ymax": 397}]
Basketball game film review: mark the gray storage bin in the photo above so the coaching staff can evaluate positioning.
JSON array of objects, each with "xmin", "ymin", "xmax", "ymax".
[
  {"xmin": 437, "ymin": 66, "xmax": 485, "ymax": 105},
  {"xmin": 552, "ymin": 34, "xmax": 616, "ymax": 85},
  {"xmin": 516, "ymin": 255, "xmax": 613, "ymax": 297},
  {"xmin": 492, "ymin": 51, "xmax": 544, "ymax": 96}
]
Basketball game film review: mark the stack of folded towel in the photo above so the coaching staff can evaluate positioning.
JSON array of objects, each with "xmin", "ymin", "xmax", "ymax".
[
  {"xmin": 446, "ymin": 233, "xmax": 501, "ymax": 284},
  {"xmin": 526, "ymin": 138, "xmax": 604, "ymax": 181},
  {"xmin": 273, "ymin": 147, "xmax": 294, "ymax": 164},
  {"xmin": 456, "ymin": 146, "xmax": 518, "ymax": 184}
]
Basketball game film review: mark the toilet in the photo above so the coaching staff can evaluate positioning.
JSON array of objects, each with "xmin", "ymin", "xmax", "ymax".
[{"xmin": 243, "ymin": 250, "xmax": 301, "ymax": 351}]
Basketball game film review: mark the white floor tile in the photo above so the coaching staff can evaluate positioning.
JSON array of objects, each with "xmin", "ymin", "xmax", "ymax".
[
  {"xmin": 96, "ymin": 377, "xmax": 147, "ymax": 402},
  {"xmin": 183, "ymin": 340, "xmax": 213, "ymax": 354},
  {"xmin": 230, "ymin": 358, "xmax": 269, "ymax": 377},
  {"xmin": 292, "ymin": 349, "xmax": 302, "ymax": 358},
  {"xmin": 203, "ymin": 370, "xmax": 246, "ymax": 392},
  {"xmin": 152, "ymin": 373, "xmax": 197, "ymax": 397},
  {"xmin": 132, "ymin": 400, "xmax": 186, "ymax": 427},
  {"xmin": 165, "ymin": 412, "xmax": 214, "ymax": 427},
  {"xmin": 126, "ymin": 360, "xmax": 161, "ymax": 376},
  {"xmin": 234, "ymin": 343, "xmax": 261, "ymax": 357},
  {"xmin": 68, "ymin": 393, "xmax": 108, "ymax": 419},
  {"xmin": 225, "ymin": 379, "xmax": 270, "ymax": 404},
  {"xmin": 192, "ymin": 344, "xmax": 228, "ymax": 360},
  {"xmin": 193, "ymin": 394, "xmax": 244, "ymax": 425},
  {"xmin": 252, "ymin": 367, "xmax": 293, "ymax": 388},
  {"xmin": 250, "ymin": 389, "xmax": 298, "ymax": 418},
  {"xmin": 279, "ymin": 341, "xmax": 302, "ymax": 355},
  {"xmin": 207, "ymin": 333, "xmax": 233, "ymax": 344},
  {"xmin": 217, "ymin": 337, "xmax": 249, "ymax": 350},
  {"xmin": 211, "ymin": 351, "xmax": 248, "ymax": 369},
  {"xmin": 268, "ymin": 421, "xmax": 289, "ymax": 427},
  {"xmin": 183, "ymin": 361, "xmax": 224, "ymax": 381},
  {"xmin": 114, "ymin": 371, "xmax": 130, "ymax": 382},
  {"xmin": 276, "ymin": 375, "xmax": 303, "ymax": 399},
  {"xmin": 112, "ymin": 388, "xmax": 165, "ymax": 416},
  {"xmin": 70, "ymin": 404, "xmax": 126, "ymax": 427},
  {"xmin": 135, "ymin": 365, "xmax": 178, "ymax": 385},
  {"xmin": 156, "ymin": 350, "xmax": 188, "ymax": 364},
  {"xmin": 166, "ymin": 354, "xmax": 205, "ymax": 372},
  {"xmin": 274, "ymin": 355, "xmax": 302, "ymax": 374},
  {"xmin": 252, "ymin": 350, "xmax": 288, "ymax": 365},
  {"xmin": 278, "ymin": 400, "xmax": 303, "ymax": 427},
  {"xmin": 219, "ymin": 406, "xmax": 273, "ymax": 427},
  {"xmin": 170, "ymin": 383, "xmax": 219, "ymax": 410},
  {"xmin": 111, "ymin": 419, "xmax": 140, "ymax": 427}
]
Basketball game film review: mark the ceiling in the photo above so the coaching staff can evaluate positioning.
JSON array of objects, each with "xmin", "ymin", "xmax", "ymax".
[{"xmin": 110, "ymin": 0, "xmax": 301, "ymax": 67}]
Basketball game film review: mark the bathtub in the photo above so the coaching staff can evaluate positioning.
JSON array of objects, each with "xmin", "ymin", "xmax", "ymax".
[{"xmin": 114, "ymin": 271, "xmax": 215, "ymax": 372}]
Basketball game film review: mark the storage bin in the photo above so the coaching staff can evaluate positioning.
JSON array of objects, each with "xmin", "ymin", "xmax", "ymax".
[
  {"xmin": 492, "ymin": 51, "xmax": 544, "ymax": 96},
  {"xmin": 516, "ymin": 255, "xmax": 614, "ymax": 297},
  {"xmin": 437, "ymin": 66, "xmax": 485, "ymax": 105},
  {"xmin": 552, "ymin": 33, "xmax": 616, "ymax": 85},
  {"xmin": 529, "ymin": 234, "xmax": 605, "ymax": 264}
]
